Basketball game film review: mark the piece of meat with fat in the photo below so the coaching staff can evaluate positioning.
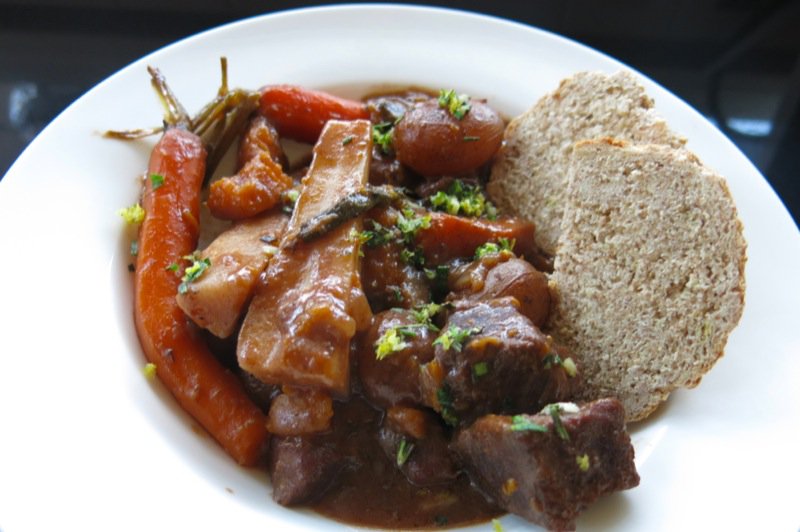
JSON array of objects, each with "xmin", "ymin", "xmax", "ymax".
[
  {"xmin": 419, "ymin": 297, "xmax": 579, "ymax": 426},
  {"xmin": 175, "ymin": 211, "xmax": 288, "ymax": 338},
  {"xmin": 356, "ymin": 308, "xmax": 437, "ymax": 409},
  {"xmin": 448, "ymin": 253, "xmax": 552, "ymax": 327},
  {"xmin": 452, "ymin": 398, "xmax": 639, "ymax": 531},
  {"xmin": 377, "ymin": 406, "xmax": 459, "ymax": 487}
]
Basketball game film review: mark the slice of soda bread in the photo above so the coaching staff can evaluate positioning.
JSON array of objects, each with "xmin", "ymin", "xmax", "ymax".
[
  {"xmin": 488, "ymin": 71, "xmax": 685, "ymax": 256},
  {"xmin": 549, "ymin": 138, "xmax": 746, "ymax": 421}
]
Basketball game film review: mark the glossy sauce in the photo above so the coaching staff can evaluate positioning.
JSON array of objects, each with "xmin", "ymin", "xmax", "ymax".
[{"xmin": 311, "ymin": 398, "xmax": 502, "ymax": 529}]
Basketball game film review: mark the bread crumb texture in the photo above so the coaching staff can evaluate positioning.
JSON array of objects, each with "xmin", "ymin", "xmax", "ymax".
[
  {"xmin": 488, "ymin": 71, "xmax": 685, "ymax": 255},
  {"xmin": 550, "ymin": 139, "xmax": 746, "ymax": 421}
]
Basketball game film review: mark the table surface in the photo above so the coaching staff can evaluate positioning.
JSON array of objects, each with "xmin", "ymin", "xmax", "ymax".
[{"xmin": 1, "ymin": 0, "xmax": 798, "ymax": 226}]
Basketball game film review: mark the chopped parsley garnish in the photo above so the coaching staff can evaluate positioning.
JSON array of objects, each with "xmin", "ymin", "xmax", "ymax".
[
  {"xmin": 396, "ymin": 208, "xmax": 431, "ymax": 241},
  {"xmin": 170, "ymin": 254, "xmax": 211, "ymax": 295},
  {"xmin": 282, "ymin": 188, "xmax": 300, "ymax": 213},
  {"xmin": 474, "ymin": 237, "xmax": 516, "ymax": 259},
  {"xmin": 396, "ymin": 439, "xmax": 415, "ymax": 467},
  {"xmin": 438, "ymin": 89, "xmax": 471, "ymax": 120},
  {"xmin": 118, "ymin": 203, "xmax": 145, "ymax": 224},
  {"xmin": 463, "ymin": 135, "xmax": 480, "ymax": 142},
  {"xmin": 436, "ymin": 386, "xmax": 458, "ymax": 426},
  {"xmin": 372, "ymin": 121, "xmax": 395, "ymax": 154},
  {"xmin": 375, "ymin": 326, "xmax": 416, "ymax": 360},
  {"xmin": 492, "ymin": 518, "xmax": 504, "ymax": 532},
  {"xmin": 562, "ymin": 357, "xmax": 578, "ymax": 378},
  {"xmin": 143, "ymin": 362, "xmax": 157, "ymax": 379},
  {"xmin": 433, "ymin": 325, "xmax": 481, "ymax": 352},
  {"xmin": 509, "ymin": 415, "xmax": 548, "ymax": 433},
  {"xmin": 375, "ymin": 303, "xmax": 444, "ymax": 360},
  {"xmin": 359, "ymin": 220, "xmax": 395, "ymax": 248},
  {"xmin": 428, "ymin": 180, "xmax": 497, "ymax": 219},
  {"xmin": 472, "ymin": 361, "xmax": 489, "ymax": 378},
  {"xmin": 129, "ymin": 240, "xmax": 139, "ymax": 257},
  {"xmin": 548, "ymin": 403, "xmax": 570, "ymax": 441},
  {"xmin": 576, "ymin": 453, "xmax": 590, "ymax": 472},
  {"xmin": 410, "ymin": 302, "xmax": 443, "ymax": 328},
  {"xmin": 542, "ymin": 353, "xmax": 578, "ymax": 378},
  {"xmin": 149, "ymin": 173, "xmax": 165, "ymax": 190},
  {"xmin": 342, "ymin": 135, "xmax": 354, "ymax": 146}
]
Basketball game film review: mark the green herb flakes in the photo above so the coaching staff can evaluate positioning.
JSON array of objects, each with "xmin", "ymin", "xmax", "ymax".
[
  {"xmin": 576, "ymin": 453, "xmax": 590, "ymax": 472},
  {"xmin": 375, "ymin": 327, "xmax": 412, "ymax": 360},
  {"xmin": 396, "ymin": 439, "xmax": 414, "ymax": 467},
  {"xmin": 149, "ymin": 173, "xmax": 165, "ymax": 190},
  {"xmin": 172, "ymin": 254, "xmax": 211, "ymax": 295},
  {"xmin": 372, "ymin": 121, "xmax": 394, "ymax": 154},
  {"xmin": 509, "ymin": 415, "xmax": 548, "ymax": 433},
  {"xmin": 474, "ymin": 237, "xmax": 515, "ymax": 259},
  {"xmin": 492, "ymin": 518, "xmax": 504, "ymax": 532},
  {"xmin": 428, "ymin": 180, "xmax": 497, "ymax": 219},
  {"xmin": 342, "ymin": 135, "xmax": 354, "ymax": 146},
  {"xmin": 542, "ymin": 352, "xmax": 578, "ymax": 378},
  {"xmin": 562, "ymin": 357, "xmax": 578, "ymax": 377},
  {"xmin": 410, "ymin": 302, "xmax": 443, "ymax": 329},
  {"xmin": 437, "ymin": 89, "xmax": 471, "ymax": 120},
  {"xmin": 436, "ymin": 386, "xmax": 458, "ymax": 427},
  {"xmin": 143, "ymin": 362, "xmax": 157, "ymax": 379},
  {"xmin": 433, "ymin": 325, "xmax": 481, "ymax": 352},
  {"xmin": 548, "ymin": 404, "xmax": 570, "ymax": 441},
  {"xmin": 129, "ymin": 240, "xmax": 139, "ymax": 257},
  {"xmin": 472, "ymin": 361, "xmax": 489, "ymax": 378},
  {"xmin": 118, "ymin": 203, "xmax": 145, "ymax": 224},
  {"xmin": 359, "ymin": 220, "xmax": 395, "ymax": 248}
]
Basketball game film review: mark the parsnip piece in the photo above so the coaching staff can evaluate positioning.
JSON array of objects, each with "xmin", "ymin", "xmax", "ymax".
[
  {"xmin": 176, "ymin": 211, "xmax": 288, "ymax": 338},
  {"xmin": 237, "ymin": 120, "xmax": 373, "ymax": 396}
]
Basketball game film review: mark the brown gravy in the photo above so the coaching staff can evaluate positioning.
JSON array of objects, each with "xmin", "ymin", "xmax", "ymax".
[{"xmin": 311, "ymin": 398, "xmax": 502, "ymax": 529}]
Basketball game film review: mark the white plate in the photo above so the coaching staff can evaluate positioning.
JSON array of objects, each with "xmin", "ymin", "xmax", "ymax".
[{"xmin": 1, "ymin": 5, "xmax": 798, "ymax": 532}]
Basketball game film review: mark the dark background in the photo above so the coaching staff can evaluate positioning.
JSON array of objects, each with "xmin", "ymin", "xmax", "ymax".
[{"xmin": 1, "ymin": 0, "xmax": 798, "ymax": 226}]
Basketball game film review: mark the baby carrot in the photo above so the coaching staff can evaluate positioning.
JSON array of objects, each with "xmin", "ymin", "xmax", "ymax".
[
  {"xmin": 259, "ymin": 84, "xmax": 369, "ymax": 144},
  {"xmin": 133, "ymin": 66, "xmax": 269, "ymax": 466}
]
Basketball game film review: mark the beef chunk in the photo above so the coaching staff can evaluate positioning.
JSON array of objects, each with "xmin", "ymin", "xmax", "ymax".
[
  {"xmin": 377, "ymin": 406, "xmax": 459, "ymax": 487},
  {"xmin": 356, "ymin": 308, "xmax": 437, "ymax": 409},
  {"xmin": 268, "ymin": 397, "xmax": 379, "ymax": 505},
  {"xmin": 452, "ymin": 398, "xmax": 639, "ymax": 531},
  {"xmin": 420, "ymin": 298, "xmax": 578, "ymax": 425},
  {"xmin": 448, "ymin": 254, "xmax": 552, "ymax": 327},
  {"xmin": 268, "ymin": 434, "xmax": 346, "ymax": 506},
  {"xmin": 361, "ymin": 239, "xmax": 431, "ymax": 312}
]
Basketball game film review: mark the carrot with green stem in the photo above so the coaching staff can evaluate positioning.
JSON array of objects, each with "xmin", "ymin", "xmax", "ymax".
[{"xmin": 113, "ymin": 60, "xmax": 269, "ymax": 466}]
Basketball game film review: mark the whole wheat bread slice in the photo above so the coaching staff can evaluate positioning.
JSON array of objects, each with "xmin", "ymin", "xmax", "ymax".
[
  {"xmin": 488, "ymin": 71, "xmax": 685, "ymax": 256},
  {"xmin": 549, "ymin": 138, "xmax": 746, "ymax": 421}
]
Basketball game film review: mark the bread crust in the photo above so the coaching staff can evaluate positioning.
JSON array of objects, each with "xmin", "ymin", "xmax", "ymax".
[
  {"xmin": 488, "ymin": 71, "xmax": 685, "ymax": 256},
  {"xmin": 549, "ymin": 138, "xmax": 746, "ymax": 421}
]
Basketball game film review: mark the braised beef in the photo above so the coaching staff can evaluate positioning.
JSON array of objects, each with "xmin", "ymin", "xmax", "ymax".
[
  {"xmin": 448, "ymin": 254, "xmax": 552, "ymax": 327},
  {"xmin": 356, "ymin": 308, "xmax": 436, "ymax": 409},
  {"xmin": 361, "ymin": 239, "xmax": 431, "ymax": 311},
  {"xmin": 419, "ymin": 298, "xmax": 579, "ymax": 425},
  {"xmin": 377, "ymin": 406, "xmax": 459, "ymax": 486},
  {"xmin": 268, "ymin": 434, "xmax": 346, "ymax": 506},
  {"xmin": 452, "ymin": 398, "xmax": 639, "ymax": 531}
]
